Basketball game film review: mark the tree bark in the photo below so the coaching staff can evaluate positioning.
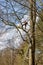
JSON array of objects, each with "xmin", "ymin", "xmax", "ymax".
[{"xmin": 29, "ymin": 0, "xmax": 36, "ymax": 65}]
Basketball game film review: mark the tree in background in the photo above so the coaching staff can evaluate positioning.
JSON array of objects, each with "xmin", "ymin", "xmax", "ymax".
[{"xmin": 0, "ymin": 0, "xmax": 43, "ymax": 65}]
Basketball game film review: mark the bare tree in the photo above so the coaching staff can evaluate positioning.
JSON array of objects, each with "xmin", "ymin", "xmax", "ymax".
[{"xmin": 0, "ymin": 0, "xmax": 43, "ymax": 65}]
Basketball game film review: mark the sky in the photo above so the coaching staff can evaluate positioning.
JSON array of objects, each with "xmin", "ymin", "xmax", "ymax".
[
  {"xmin": 0, "ymin": 0, "xmax": 42, "ymax": 50},
  {"xmin": 0, "ymin": 27, "xmax": 26, "ymax": 50},
  {"xmin": 0, "ymin": 0, "xmax": 29, "ymax": 25},
  {"xmin": 0, "ymin": 14, "xmax": 39, "ymax": 50}
]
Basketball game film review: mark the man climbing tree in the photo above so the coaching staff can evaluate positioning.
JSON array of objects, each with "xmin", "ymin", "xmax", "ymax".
[{"xmin": 22, "ymin": 21, "xmax": 28, "ymax": 29}]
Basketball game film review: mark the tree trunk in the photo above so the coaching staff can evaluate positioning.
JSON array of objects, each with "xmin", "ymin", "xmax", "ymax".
[
  {"xmin": 29, "ymin": 44, "xmax": 32, "ymax": 65},
  {"xmin": 29, "ymin": 0, "xmax": 36, "ymax": 65}
]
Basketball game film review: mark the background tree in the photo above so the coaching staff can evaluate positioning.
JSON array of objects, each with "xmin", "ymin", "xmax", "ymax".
[{"xmin": 0, "ymin": 0, "xmax": 43, "ymax": 65}]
